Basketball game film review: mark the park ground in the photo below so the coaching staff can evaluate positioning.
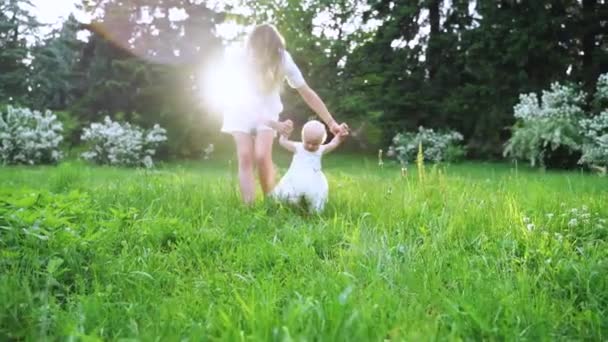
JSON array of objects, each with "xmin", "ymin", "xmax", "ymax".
[{"xmin": 1, "ymin": 155, "xmax": 607, "ymax": 340}]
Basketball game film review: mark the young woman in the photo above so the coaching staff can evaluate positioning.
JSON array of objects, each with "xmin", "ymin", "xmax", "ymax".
[{"xmin": 221, "ymin": 23, "xmax": 349, "ymax": 205}]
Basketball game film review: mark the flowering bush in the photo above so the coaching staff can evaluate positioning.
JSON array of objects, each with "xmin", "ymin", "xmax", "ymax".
[
  {"xmin": 579, "ymin": 111, "xmax": 608, "ymax": 168},
  {"xmin": 0, "ymin": 105, "xmax": 64, "ymax": 165},
  {"xmin": 202, "ymin": 143, "xmax": 214, "ymax": 160},
  {"xmin": 594, "ymin": 73, "xmax": 608, "ymax": 110},
  {"xmin": 578, "ymin": 75, "xmax": 608, "ymax": 169},
  {"xmin": 387, "ymin": 126, "xmax": 464, "ymax": 164},
  {"xmin": 81, "ymin": 116, "xmax": 167, "ymax": 168},
  {"xmin": 504, "ymin": 82, "xmax": 586, "ymax": 167}
]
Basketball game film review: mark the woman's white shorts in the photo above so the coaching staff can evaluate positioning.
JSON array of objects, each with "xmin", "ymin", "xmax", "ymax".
[{"xmin": 221, "ymin": 110, "xmax": 278, "ymax": 135}]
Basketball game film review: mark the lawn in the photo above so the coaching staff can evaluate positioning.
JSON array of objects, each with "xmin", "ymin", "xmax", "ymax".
[{"xmin": 1, "ymin": 156, "xmax": 607, "ymax": 340}]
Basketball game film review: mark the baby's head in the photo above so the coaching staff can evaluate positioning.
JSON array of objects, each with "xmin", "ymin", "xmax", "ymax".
[{"xmin": 302, "ymin": 120, "xmax": 327, "ymax": 152}]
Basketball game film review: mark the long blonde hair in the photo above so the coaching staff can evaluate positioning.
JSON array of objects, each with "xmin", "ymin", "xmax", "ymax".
[{"xmin": 246, "ymin": 24, "xmax": 286, "ymax": 94}]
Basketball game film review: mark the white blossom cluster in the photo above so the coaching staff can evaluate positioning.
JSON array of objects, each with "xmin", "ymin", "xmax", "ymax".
[
  {"xmin": 579, "ymin": 111, "xmax": 608, "ymax": 167},
  {"xmin": 514, "ymin": 82, "xmax": 586, "ymax": 121},
  {"xmin": 505, "ymin": 81, "xmax": 587, "ymax": 166},
  {"xmin": 81, "ymin": 116, "xmax": 167, "ymax": 168},
  {"xmin": 0, "ymin": 105, "xmax": 64, "ymax": 165},
  {"xmin": 506, "ymin": 73, "xmax": 608, "ymax": 168},
  {"xmin": 203, "ymin": 143, "xmax": 215, "ymax": 160},
  {"xmin": 521, "ymin": 204, "xmax": 605, "ymax": 246},
  {"xmin": 513, "ymin": 93, "xmax": 541, "ymax": 121},
  {"xmin": 387, "ymin": 126, "xmax": 464, "ymax": 164},
  {"xmin": 596, "ymin": 73, "xmax": 608, "ymax": 103},
  {"xmin": 558, "ymin": 204, "xmax": 606, "ymax": 232}
]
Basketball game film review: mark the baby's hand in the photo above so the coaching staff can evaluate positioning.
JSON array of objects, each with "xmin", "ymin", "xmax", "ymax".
[{"xmin": 277, "ymin": 120, "xmax": 293, "ymax": 137}]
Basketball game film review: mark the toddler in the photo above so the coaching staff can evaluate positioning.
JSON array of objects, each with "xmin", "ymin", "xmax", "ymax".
[{"xmin": 271, "ymin": 120, "xmax": 346, "ymax": 213}]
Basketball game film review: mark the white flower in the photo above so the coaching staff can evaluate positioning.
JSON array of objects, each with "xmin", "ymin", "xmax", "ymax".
[
  {"xmin": 142, "ymin": 156, "xmax": 154, "ymax": 169},
  {"xmin": 81, "ymin": 117, "xmax": 167, "ymax": 167},
  {"xmin": 387, "ymin": 126, "xmax": 464, "ymax": 164},
  {"xmin": 554, "ymin": 233, "xmax": 563, "ymax": 242},
  {"xmin": 203, "ymin": 143, "xmax": 215, "ymax": 160},
  {"xmin": 504, "ymin": 79, "xmax": 589, "ymax": 166},
  {"xmin": 596, "ymin": 73, "xmax": 608, "ymax": 102},
  {"xmin": 514, "ymin": 93, "xmax": 541, "ymax": 120},
  {"xmin": 526, "ymin": 223, "xmax": 535, "ymax": 232},
  {"xmin": 579, "ymin": 110, "xmax": 608, "ymax": 167},
  {"xmin": 568, "ymin": 218, "xmax": 578, "ymax": 228},
  {"xmin": 0, "ymin": 106, "xmax": 64, "ymax": 165}
]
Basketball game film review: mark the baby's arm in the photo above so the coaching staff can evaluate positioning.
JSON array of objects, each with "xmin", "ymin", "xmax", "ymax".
[
  {"xmin": 278, "ymin": 135, "xmax": 297, "ymax": 153},
  {"xmin": 322, "ymin": 133, "xmax": 346, "ymax": 154}
]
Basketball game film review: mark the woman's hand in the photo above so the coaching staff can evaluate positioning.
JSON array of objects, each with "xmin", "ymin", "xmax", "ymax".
[
  {"xmin": 277, "ymin": 120, "xmax": 294, "ymax": 137},
  {"xmin": 329, "ymin": 121, "xmax": 349, "ymax": 137}
]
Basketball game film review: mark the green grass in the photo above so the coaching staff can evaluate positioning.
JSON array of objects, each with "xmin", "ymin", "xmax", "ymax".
[{"xmin": 1, "ymin": 156, "xmax": 607, "ymax": 340}]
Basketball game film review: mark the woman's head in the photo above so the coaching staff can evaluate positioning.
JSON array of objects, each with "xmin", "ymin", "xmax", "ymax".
[
  {"xmin": 246, "ymin": 24, "xmax": 286, "ymax": 93},
  {"xmin": 302, "ymin": 120, "xmax": 327, "ymax": 152}
]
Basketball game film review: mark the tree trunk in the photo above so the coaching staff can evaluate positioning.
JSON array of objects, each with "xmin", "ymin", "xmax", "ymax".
[
  {"xmin": 581, "ymin": 0, "xmax": 597, "ymax": 91},
  {"xmin": 427, "ymin": 0, "xmax": 441, "ymax": 80}
]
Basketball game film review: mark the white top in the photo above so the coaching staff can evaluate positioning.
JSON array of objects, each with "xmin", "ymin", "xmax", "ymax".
[
  {"xmin": 250, "ymin": 50, "xmax": 307, "ymax": 118},
  {"xmin": 289, "ymin": 142, "xmax": 324, "ymax": 173},
  {"xmin": 219, "ymin": 48, "xmax": 307, "ymax": 133},
  {"xmin": 282, "ymin": 51, "xmax": 307, "ymax": 89}
]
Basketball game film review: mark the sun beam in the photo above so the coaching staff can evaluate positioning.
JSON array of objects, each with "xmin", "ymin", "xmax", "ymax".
[{"xmin": 199, "ymin": 47, "xmax": 258, "ymax": 116}]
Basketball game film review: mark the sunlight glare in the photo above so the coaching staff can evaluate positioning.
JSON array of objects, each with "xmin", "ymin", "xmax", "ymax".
[
  {"xmin": 215, "ymin": 21, "xmax": 249, "ymax": 41},
  {"xmin": 199, "ymin": 47, "xmax": 257, "ymax": 115}
]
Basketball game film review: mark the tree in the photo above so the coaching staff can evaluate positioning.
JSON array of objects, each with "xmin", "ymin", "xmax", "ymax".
[
  {"xmin": 577, "ymin": 0, "xmax": 606, "ymax": 93},
  {"xmin": 70, "ymin": 0, "xmax": 225, "ymax": 157},
  {"xmin": 29, "ymin": 15, "xmax": 84, "ymax": 110},
  {"xmin": 0, "ymin": 0, "xmax": 39, "ymax": 104},
  {"xmin": 354, "ymin": 0, "xmax": 602, "ymax": 158}
]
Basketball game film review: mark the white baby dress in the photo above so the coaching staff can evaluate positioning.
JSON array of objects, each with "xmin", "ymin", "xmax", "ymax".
[{"xmin": 271, "ymin": 143, "xmax": 328, "ymax": 213}]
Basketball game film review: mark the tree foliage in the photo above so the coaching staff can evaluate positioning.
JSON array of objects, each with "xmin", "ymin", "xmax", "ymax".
[
  {"xmin": 0, "ymin": 0, "xmax": 39, "ymax": 103},
  {"xmin": 0, "ymin": 0, "xmax": 606, "ymax": 161}
]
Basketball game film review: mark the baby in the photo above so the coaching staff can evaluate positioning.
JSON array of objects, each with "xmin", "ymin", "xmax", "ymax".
[{"xmin": 271, "ymin": 120, "xmax": 346, "ymax": 213}]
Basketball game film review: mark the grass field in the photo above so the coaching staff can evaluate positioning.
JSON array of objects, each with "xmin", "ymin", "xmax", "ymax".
[{"xmin": 1, "ymin": 155, "xmax": 607, "ymax": 340}]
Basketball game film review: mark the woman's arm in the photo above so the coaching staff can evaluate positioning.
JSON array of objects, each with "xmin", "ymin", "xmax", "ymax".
[
  {"xmin": 296, "ymin": 85, "xmax": 335, "ymax": 126},
  {"xmin": 296, "ymin": 85, "xmax": 348, "ymax": 135},
  {"xmin": 284, "ymin": 50, "xmax": 348, "ymax": 136}
]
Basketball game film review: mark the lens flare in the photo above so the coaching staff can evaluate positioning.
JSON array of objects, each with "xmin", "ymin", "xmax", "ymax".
[
  {"xmin": 199, "ymin": 47, "xmax": 258, "ymax": 115},
  {"xmin": 84, "ymin": 3, "xmax": 226, "ymax": 66}
]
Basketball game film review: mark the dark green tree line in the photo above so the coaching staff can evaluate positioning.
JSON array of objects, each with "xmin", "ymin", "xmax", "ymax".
[
  {"xmin": 0, "ymin": 0, "xmax": 38, "ymax": 103},
  {"xmin": 1, "ymin": 0, "xmax": 606, "ymax": 159}
]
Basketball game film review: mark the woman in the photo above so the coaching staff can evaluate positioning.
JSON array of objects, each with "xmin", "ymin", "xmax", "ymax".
[{"xmin": 221, "ymin": 24, "xmax": 349, "ymax": 204}]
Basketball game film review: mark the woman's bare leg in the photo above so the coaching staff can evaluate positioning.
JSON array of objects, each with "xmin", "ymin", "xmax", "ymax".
[
  {"xmin": 233, "ymin": 133, "xmax": 256, "ymax": 204},
  {"xmin": 254, "ymin": 130, "xmax": 276, "ymax": 195}
]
